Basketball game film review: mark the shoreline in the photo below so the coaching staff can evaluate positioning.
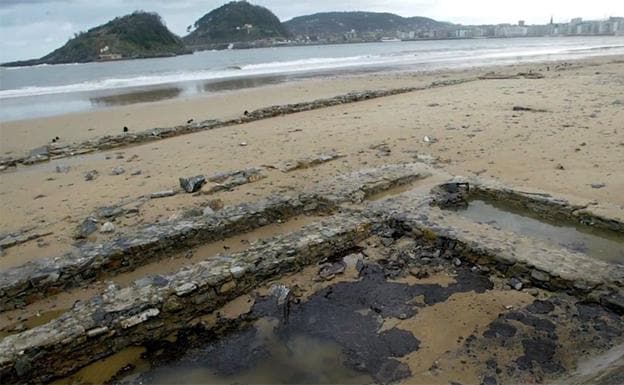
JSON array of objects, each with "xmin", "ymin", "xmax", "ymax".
[
  {"xmin": 2, "ymin": 55, "xmax": 622, "ymax": 158},
  {"xmin": 2, "ymin": 33, "xmax": 621, "ymax": 68},
  {"xmin": 2, "ymin": 35, "xmax": 623, "ymax": 124}
]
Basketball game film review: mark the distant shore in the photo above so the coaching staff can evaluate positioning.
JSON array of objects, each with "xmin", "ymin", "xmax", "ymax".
[
  {"xmin": 0, "ymin": 51, "xmax": 191, "ymax": 68},
  {"xmin": 3, "ymin": 33, "xmax": 622, "ymax": 68}
]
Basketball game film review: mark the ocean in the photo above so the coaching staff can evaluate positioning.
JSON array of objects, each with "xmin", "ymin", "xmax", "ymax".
[{"xmin": 1, "ymin": 36, "xmax": 623, "ymax": 122}]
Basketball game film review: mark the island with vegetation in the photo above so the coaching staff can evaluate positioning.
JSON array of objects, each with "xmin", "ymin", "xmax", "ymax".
[
  {"xmin": 2, "ymin": 11, "xmax": 189, "ymax": 67},
  {"xmin": 183, "ymin": 1, "xmax": 289, "ymax": 50}
]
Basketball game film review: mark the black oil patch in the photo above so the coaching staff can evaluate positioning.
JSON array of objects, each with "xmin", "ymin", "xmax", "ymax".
[
  {"xmin": 257, "ymin": 263, "xmax": 491, "ymax": 384},
  {"xmin": 483, "ymin": 321, "xmax": 517, "ymax": 338},
  {"xmin": 527, "ymin": 300, "xmax": 555, "ymax": 315},
  {"xmin": 516, "ymin": 338, "xmax": 564, "ymax": 373},
  {"xmin": 504, "ymin": 311, "xmax": 557, "ymax": 335},
  {"xmin": 123, "ymin": 264, "xmax": 496, "ymax": 385},
  {"xmin": 458, "ymin": 294, "xmax": 624, "ymax": 384}
]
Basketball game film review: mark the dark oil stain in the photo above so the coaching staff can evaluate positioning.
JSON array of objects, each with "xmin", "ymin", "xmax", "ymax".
[{"xmin": 127, "ymin": 263, "xmax": 494, "ymax": 385}]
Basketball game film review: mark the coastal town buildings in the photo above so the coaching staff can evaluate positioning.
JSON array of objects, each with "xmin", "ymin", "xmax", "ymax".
[{"xmin": 291, "ymin": 16, "xmax": 624, "ymax": 43}]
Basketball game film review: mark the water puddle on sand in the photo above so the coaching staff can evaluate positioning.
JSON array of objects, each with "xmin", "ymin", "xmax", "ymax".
[
  {"xmin": 455, "ymin": 200, "xmax": 624, "ymax": 264},
  {"xmin": 138, "ymin": 318, "xmax": 372, "ymax": 385},
  {"xmin": 365, "ymin": 174, "xmax": 446, "ymax": 202},
  {"xmin": 51, "ymin": 347, "xmax": 148, "ymax": 385}
]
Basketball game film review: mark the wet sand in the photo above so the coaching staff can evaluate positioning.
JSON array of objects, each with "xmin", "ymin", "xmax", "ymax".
[{"xmin": 0, "ymin": 69, "xmax": 467, "ymax": 156}]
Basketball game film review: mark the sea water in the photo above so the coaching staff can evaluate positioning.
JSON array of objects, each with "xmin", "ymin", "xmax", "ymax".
[{"xmin": 1, "ymin": 36, "xmax": 623, "ymax": 121}]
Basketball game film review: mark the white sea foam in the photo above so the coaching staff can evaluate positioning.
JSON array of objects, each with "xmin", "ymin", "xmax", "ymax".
[
  {"xmin": 1, "ymin": 38, "xmax": 623, "ymax": 100},
  {"xmin": 0, "ymin": 55, "xmax": 390, "ymax": 99}
]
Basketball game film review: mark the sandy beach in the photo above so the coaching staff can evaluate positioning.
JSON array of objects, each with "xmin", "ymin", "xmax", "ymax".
[
  {"xmin": 2, "ymin": 56, "xmax": 623, "ymax": 264},
  {"xmin": 1, "ymin": 54, "xmax": 624, "ymax": 384}
]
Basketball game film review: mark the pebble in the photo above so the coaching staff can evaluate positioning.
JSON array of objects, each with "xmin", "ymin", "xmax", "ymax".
[
  {"xmin": 100, "ymin": 222, "xmax": 115, "ymax": 233},
  {"xmin": 84, "ymin": 170, "xmax": 99, "ymax": 181},
  {"xmin": 111, "ymin": 167, "xmax": 125, "ymax": 176},
  {"xmin": 179, "ymin": 175, "xmax": 206, "ymax": 193},
  {"xmin": 75, "ymin": 217, "xmax": 98, "ymax": 239},
  {"xmin": 591, "ymin": 183, "xmax": 606, "ymax": 189},
  {"xmin": 55, "ymin": 164, "xmax": 71, "ymax": 173},
  {"xmin": 510, "ymin": 277, "xmax": 524, "ymax": 291}
]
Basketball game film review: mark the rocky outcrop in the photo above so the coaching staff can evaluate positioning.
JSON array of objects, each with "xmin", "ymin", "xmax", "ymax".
[
  {"xmin": 273, "ymin": 152, "xmax": 345, "ymax": 172},
  {"xmin": 0, "ymin": 163, "xmax": 432, "ymax": 311},
  {"xmin": 204, "ymin": 167, "xmax": 267, "ymax": 193},
  {"xmin": 0, "ymin": 167, "xmax": 623, "ymax": 384},
  {"xmin": 0, "ymin": 213, "xmax": 373, "ymax": 384},
  {"xmin": 0, "ymin": 195, "xmax": 321, "ymax": 312},
  {"xmin": 369, "ymin": 185, "xmax": 624, "ymax": 299},
  {"xmin": 0, "ymin": 231, "xmax": 52, "ymax": 250}
]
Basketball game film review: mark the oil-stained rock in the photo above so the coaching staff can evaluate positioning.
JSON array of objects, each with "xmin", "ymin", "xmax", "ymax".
[
  {"xmin": 0, "ymin": 213, "xmax": 373, "ymax": 384},
  {"xmin": 179, "ymin": 175, "xmax": 206, "ymax": 193}
]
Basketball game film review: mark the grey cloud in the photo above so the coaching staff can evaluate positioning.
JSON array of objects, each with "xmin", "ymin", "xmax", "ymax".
[{"xmin": 0, "ymin": 0, "xmax": 70, "ymax": 7}]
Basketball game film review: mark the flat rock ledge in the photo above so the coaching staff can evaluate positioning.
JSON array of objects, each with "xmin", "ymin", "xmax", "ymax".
[
  {"xmin": 368, "ymin": 187, "xmax": 624, "ymax": 304},
  {"xmin": 0, "ymin": 213, "xmax": 373, "ymax": 384},
  {"xmin": 0, "ymin": 163, "xmax": 432, "ymax": 311},
  {"xmin": 0, "ymin": 79, "xmax": 475, "ymax": 170}
]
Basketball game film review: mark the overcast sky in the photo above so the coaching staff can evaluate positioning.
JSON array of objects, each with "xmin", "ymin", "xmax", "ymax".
[{"xmin": 1, "ymin": 0, "xmax": 622, "ymax": 62}]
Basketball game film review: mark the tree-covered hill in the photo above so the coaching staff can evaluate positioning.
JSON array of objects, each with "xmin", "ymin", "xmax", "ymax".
[
  {"xmin": 284, "ymin": 12, "xmax": 452, "ymax": 38},
  {"xmin": 3, "ymin": 12, "xmax": 189, "ymax": 67},
  {"xmin": 184, "ymin": 1, "xmax": 289, "ymax": 46}
]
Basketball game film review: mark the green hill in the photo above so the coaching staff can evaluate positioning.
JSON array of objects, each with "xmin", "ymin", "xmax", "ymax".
[
  {"xmin": 3, "ymin": 12, "xmax": 188, "ymax": 67},
  {"xmin": 184, "ymin": 1, "xmax": 288, "ymax": 47},
  {"xmin": 284, "ymin": 12, "xmax": 452, "ymax": 39}
]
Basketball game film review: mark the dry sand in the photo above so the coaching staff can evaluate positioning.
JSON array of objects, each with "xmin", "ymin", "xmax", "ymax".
[{"xmin": 0, "ymin": 55, "xmax": 622, "ymax": 281}]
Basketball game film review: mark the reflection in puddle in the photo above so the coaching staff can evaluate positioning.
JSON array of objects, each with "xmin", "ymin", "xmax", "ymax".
[
  {"xmin": 51, "ymin": 347, "xmax": 147, "ymax": 385},
  {"xmin": 141, "ymin": 318, "xmax": 372, "ymax": 385},
  {"xmin": 366, "ymin": 179, "xmax": 431, "ymax": 202},
  {"xmin": 90, "ymin": 87, "xmax": 183, "ymax": 107},
  {"xmin": 199, "ymin": 75, "xmax": 288, "ymax": 93},
  {"xmin": 455, "ymin": 200, "xmax": 624, "ymax": 264}
]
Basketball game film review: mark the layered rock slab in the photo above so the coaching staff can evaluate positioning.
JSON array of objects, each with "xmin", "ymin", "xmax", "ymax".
[
  {"xmin": 0, "ymin": 213, "xmax": 373, "ymax": 384},
  {"xmin": 368, "ymin": 186, "xmax": 624, "ymax": 301},
  {"xmin": 0, "ymin": 163, "xmax": 433, "ymax": 311}
]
